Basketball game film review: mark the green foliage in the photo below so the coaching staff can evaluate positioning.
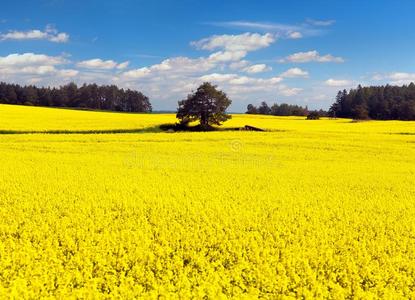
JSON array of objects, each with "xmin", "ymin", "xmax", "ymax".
[
  {"xmin": 246, "ymin": 101, "xmax": 310, "ymax": 116},
  {"xmin": 176, "ymin": 82, "xmax": 232, "ymax": 129},
  {"xmin": 0, "ymin": 82, "xmax": 152, "ymax": 113},
  {"xmin": 330, "ymin": 83, "xmax": 415, "ymax": 120},
  {"xmin": 258, "ymin": 101, "xmax": 272, "ymax": 115},
  {"xmin": 246, "ymin": 104, "xmax": 258, "ymax": 114},
  {"xmin": 307, "ymin": 111, "xmax": 320, "ymax": 120}
]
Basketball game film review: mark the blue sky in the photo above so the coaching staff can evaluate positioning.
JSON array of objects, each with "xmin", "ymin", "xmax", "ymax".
[{"xmin": 1, "ymin": 0, "xmax": 415, "ymax": 111}]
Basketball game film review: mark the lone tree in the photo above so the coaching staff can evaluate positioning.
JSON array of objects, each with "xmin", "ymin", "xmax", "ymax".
[
  {"xmin": 177, "ymin": 82, "xmax": 232, "ymax": 130},
  {"xmin": 306, "ymin": 111, "xmax": 320, "ymax": 120}
]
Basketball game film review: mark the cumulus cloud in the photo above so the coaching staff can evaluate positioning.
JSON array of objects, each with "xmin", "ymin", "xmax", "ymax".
[
  {"xmin": 278, "ymin": 86, "xmax": 303, "ymax": 96},
  {"xmin": 0, "ymin": 53, "xmax": 79, "ymax": 85},
  {"xmin": 0, "ymin": 65, "xmax": 57, "ymax": 76},
  {"xmin": 197, "ymin": 72, "xmax": 301, "ymax": 99},
  {"xmin": 387, "ymin": 73, "xmax": 415, "ymax": 86},
  {"xmin": 373, "ymin": 72, "xmax": 415, "ymax": 85},
  {"xmin": 116, "ymin": 61, "xmax": 130, "ymax": 70},
  {"xmin": 0, "ymin": 25, "xmax": 69, "ymax": 43},
  {"xmin": 122, "ymin": 67, "xmax": 151, "ymax": 79},
  {"xmin": 122, "ymin": 46, "xmax": 273, "ymax": 80},
  {"xmin": 242, "ymin": 64, "xmax": 272, "ymax": 74},
  {"xmin": 280, "ymin": 67, "xmax": 309, "ymax": 78},
  {"xmin": 229, "ymin": 60, "xmax": 250, "ymax": 70},
  {"xmin": 77, "ymin": 58, "xmax": 130, "ymax": 70},
  {"xmin": 325, "ymin": 78, "xmax": 353, "ymax": 87},
  {"xmin": 0, "ymin": 54, "xmax": 132, "ymax": 87},
  {"xmin": 160, "ymin": 32, "xmax": 278, "ymax": 79},
  {"xmin": 208, "ymin": 50, "xmax": 247, "ymax": 62},
  {"xmin": 0, "ymin": 53, "xmax": 66, "ymax": 67},
  {"xmin": 280, "ymin": 50, "xmax": 344, "ymax": 63},
  {"xmin": 199, "ymin": 73, "xmax": 238, "ymax": 83},
  {"xmin": 191, "ymin": 32, "xmax": 276, "ymax": 52},
  {"xmin": 58, "ymin": 69, "xmax": 79, "ymax": 77},
  {"xmin": 388, "ymin": 72, "xmax": 415, "ymax": 81},
  {"xmin": 122, "ymin": 55, "xmax": 218, "ymax": 79},
  {"xmin": 199, "ymin": 73, "xmax": 282, "ymax": 86}
]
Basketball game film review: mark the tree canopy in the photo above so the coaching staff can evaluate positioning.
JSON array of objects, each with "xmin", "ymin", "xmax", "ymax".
[
  {"xmin": 176, "ymin": 82, "xmax": 232, "ymax": 129},
  {"xmin": 329, "ymin": 83, "xmax": 415, "ymax": 120},
  {"xmin": 0, "ymin": 82, "xmax": 152, "ymax": 113},
  {"xmin": 246, "ymin": 101, "xmax": 310, "ymax": 116}
]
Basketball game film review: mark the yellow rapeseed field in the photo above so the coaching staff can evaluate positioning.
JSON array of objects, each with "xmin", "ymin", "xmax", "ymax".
[
  {"xmin": 0, "ymin": 104, "xmax": 414, "ymax": 298},
  {"xmin": 0, "ymin": 104, "xmax": 173, "ymax": 133}
]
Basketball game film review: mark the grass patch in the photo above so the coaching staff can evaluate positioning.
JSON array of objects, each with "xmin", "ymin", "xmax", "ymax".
[{"xmin": 159, "ymin": 123, "xmax": 269, "ymax": 132}]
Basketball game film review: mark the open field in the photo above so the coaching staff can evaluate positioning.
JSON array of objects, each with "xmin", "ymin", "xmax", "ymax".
[
  {"xmin": 0, "ymin": 104, "xmax": 415, "ymax": 298},
  {"xmin": 0, "ymin": 105, "xmax": 173, "ymax": 133}
]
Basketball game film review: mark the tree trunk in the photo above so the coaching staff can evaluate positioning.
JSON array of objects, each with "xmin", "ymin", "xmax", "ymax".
[{"xmin": 200, "ymin": 114, "xmax": 208, "ymax": 129}]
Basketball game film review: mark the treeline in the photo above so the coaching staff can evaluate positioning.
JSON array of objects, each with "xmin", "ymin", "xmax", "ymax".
[
  {"xmin": 0, "ymin": 82, "xmax": 152, "ymax": 112},
  {"xmin": 330, "ymin": 83, "xmax": 415, "ymax": 120},
  {"xmin": 246, "ymin": 101, "xmax": 326, "ymax": 117}
]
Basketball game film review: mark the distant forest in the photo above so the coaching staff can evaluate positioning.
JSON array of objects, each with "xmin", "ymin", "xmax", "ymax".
[
  {"xmin": 246, "ymin": 101, "xmax": 326, "ymax": 117},
  {"xmin": 0, "ymin": 82, "xmax": 152, "ymax": 112},
  {"xmin": 330, "ymin": 83, "xmax": 415, "ymax": 120},
  {"xmin": 247, "ymin": 84, "xmax": 415, "ymax": 120}
]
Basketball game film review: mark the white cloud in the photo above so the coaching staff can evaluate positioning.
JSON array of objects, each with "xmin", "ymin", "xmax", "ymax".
[
  {"xmin": 77, "ymin": 58, "xmax": 130, "ymax": 70},
  {"xmin": 158, "ymin": 56, "xmax": 215, "ymax": 73},
  {"xmin": 280, "ymin": 50, "xmax": 344, "ymax": 63},
  {"xmin": 48, "ymin": 33, "xmax": 70, "ymax": 43},
  {"xmin": 208, "ymin": 50, "xmax": 247, "ymax": 62},
  {"xmin": 229, "ymin": 60, "xmax": 250, "ymax": 70},
  {"xmin": 278, "ymin": 86, "xmax": 303, "ymax": 96},
  {"xmin": 242, "ymin": 64, "xmax": 272, "ymax": 74},
  {"xmin": 372, "ymin": 74, "xmax": 383, "ymax": 81},
  {"xmin": 325, "ymin": 78, "xmax": 353, "ymax": 87},
  {"xmin": 196, "ymin": 72, "xmax": 300, "ymax": 101},
  {"xmin": 288, "ymin": 31, "xmax": 303, "ymax": 39},
  {"xmin": 0, "ymin": 65, "xmax": 57, "ymax": 76},
  {"xmin": 58, "ymin": 69, "xmax": 79, "ymax": 77},
  {"xmin": 122, "ymin": 55, "xmax": 218, "ymax": 79},
  {"xmin": 122, "ymin": 67, "xmax": 151, "ymax": 79},
  {"xmin": 388, "ymin": 72, "xmax": 414, "ymax": 81},
  {"xmin": 116, "ymin": 61, "xmax": 130, "ymax": 70},
  {"xmin": 373, "ymin": 72, "xmax": 415, "ymax": 85},
  {"xmin": 209, "ymin": 21, "xmax": 299, "ymax": 32},
  {"xmin": 280, "ymin": 67, "xmax": 309, "ymax": 78},
  {"xmin": 0, "ymin": 52, "xmax": 79, "ymax": 85},
  {"xmin": 21, "ymin": 65, "xmax": 57, "ymax": 75},
  {"xmin": 0, "ymin": 25, "xmax": 69, "ymax": 43},
  {"xmin": 122, "ymin": 49, "xmax": 252, "ymax": 80},
  {"xmin": 191, "ymin": 32, "xmax": 275, "ymax": 52},
  {"xmin": 207, "ymin": 20, "xmax": 330, "ymax": 38},
  {"xmin": 199, "ymin": 73, "xmax": 238, "ymax": 83},
  {"xmin": 0, "ymin": 53, "xmax": 66, "ymax": 67},
  {"xmin": 199, "ymin": 73, "xmax": 282, "ymax": 86}
]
